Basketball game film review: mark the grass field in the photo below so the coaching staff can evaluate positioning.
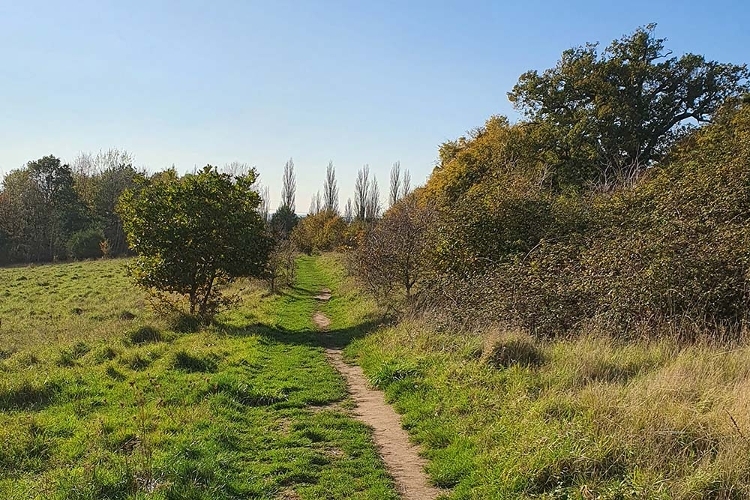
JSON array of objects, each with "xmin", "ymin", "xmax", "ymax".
[
  {"xmin": 0, "ymin": 256, "xmax": 397, "ymax": 499},
  {"xmin": 5, "ymin": 254, "xmax": 747, "ymax": 499},
  {"xmin": 347, "ymin": 321, "xmax": 750, "ymax": 499}
]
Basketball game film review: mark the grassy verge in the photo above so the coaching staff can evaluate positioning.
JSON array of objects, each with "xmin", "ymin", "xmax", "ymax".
[
  {"xmin": 0, "ymin": 257, "xmax": 397, "ymax": 499},
  {"xmin": 347, "ymin": 312, "xmax": 750, "ymax": 498}
]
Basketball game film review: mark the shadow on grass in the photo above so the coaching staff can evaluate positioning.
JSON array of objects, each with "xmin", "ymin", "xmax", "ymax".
[{"xmin": 215, "ymin": 317, "xmax": 386, "ymax": 350}]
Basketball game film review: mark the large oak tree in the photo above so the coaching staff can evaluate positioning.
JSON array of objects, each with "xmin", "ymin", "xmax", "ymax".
[{"xmin": 508, "ymin": 24, "xmax": 749, "ymax": 188}]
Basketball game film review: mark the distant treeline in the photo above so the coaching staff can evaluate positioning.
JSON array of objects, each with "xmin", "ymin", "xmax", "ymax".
[
  {"xmin": 0, "ymin": 150, "xmax": 142, "ymax": 264},
  {"xmin": 0, "ymin": 148, "xmax": 409, "ymax": 267}
]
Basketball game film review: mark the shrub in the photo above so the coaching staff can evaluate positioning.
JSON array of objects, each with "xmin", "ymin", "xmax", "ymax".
[
  {"xmin": 127, "ymin": 326, "xmax": 162, "ymax": 345},
  {"xmin": 423, "ymin": 101, "xmax": 750, "ymax": 340},
  {"xmin": 481, "ymin": 330, "xmax": 545, "ymax": 369},
  {"xmin": 290, "ymin": 211, "xmax": 346, "ymax": 254},
  {"xmin": 350, "ymin": 194, "xmax": 435, "ymax": 304},
  {"xmin": 172, "ymin": 350, "xmax": 217, "ymax": 373},
  {"xmin": 67, "ymin": 228, "xmax": 104, "ymax": 260}
]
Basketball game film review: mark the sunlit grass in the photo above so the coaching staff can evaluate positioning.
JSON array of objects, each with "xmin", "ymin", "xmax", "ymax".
[
  {"xmin": 0, "ymin": 257, "xmax": 397, "ymax": 499},
  {"xmin": 347, "ymin": 320, "xmax": 750, "ymax": 498}
]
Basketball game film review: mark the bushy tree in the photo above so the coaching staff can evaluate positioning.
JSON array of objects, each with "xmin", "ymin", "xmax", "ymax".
[
  {"xmin": 508, "ymin": 24, "xmax": 749, "ymax": 188},
  {"xmin": 323, "ymin": 161, "xmax": 339, "ymax": 214},
  {"xmin": 67, "ymin": 228, "xmax": 105, "ymax": 260},
  {"xmin": 352, "ymin": 193, "xmax": 435, "ymax": 303},
  {"xmin": 354, "ymin": 165, "xmax": 370, "ymax": 221},
  {"xmin": 290, "ymin": 211, "xmax": 346, "ymax": 255},
  {"xmin": 118, "ymin": 166, "xmax": 272, "ymax": 319},
  {"xmin": 280, "ymin": 158, "xmax": 296, "ymax": 212},
  {"xmin": 265, "ymin": 239, "xmax": 297, "ymax": 293},
  {"xmin": 270, "ymin": 205, "xmax": 298, "ymax": 239},
  {"xmin": 0, "ymin": 156, "xmax": 88, "ymax": 262}
]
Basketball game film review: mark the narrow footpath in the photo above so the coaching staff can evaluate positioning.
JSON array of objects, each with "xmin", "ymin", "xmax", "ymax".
[{"xmin": 313, "ymin": 288, "xmax": 443, "ymax": 500}]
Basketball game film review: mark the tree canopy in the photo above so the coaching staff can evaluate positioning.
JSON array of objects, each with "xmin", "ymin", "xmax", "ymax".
[
  {"xmin": 118, "ymin": 165, "xmax": 272, "ymax": 318},
  {"xmin": 508, "ymin": 24, "xmax": 749, "ymax": 188}
]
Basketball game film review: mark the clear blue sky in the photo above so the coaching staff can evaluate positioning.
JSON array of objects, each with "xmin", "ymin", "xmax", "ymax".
[{"xmin": 1, "ymin": 0, "xmax": 748, "ymax": 211}]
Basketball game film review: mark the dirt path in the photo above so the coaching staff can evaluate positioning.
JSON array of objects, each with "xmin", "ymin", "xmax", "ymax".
[{"xmin": 313, "ymin": 293, "xmax": 443, "ymax": 500}]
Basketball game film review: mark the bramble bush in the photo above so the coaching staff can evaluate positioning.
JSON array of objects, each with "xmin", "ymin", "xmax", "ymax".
[{"xmin": 421, "ymin": 101, "xmax": 750, "ymax": 339}]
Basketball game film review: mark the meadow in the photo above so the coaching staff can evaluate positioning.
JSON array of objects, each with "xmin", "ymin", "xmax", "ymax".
[
  {"xmin": 0, "ymin": 256, "xmax": 397, "ymax": 499},
  {"xmin": 4, "ymin": 254, "xmax": 750, "ymax": 499},
  {"xmin": 347, "ymin": 320, "xmax": 750, "ymax": 499}
]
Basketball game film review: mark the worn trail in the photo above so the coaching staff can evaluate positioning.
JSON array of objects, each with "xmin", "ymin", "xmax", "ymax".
[{"xmin": 313, "ymin": 290, "xmax": 442, "ymax": 500}]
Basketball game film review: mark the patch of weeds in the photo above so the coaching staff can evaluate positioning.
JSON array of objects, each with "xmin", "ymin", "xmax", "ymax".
[
  {"xmin": 368, "ymin": 361, "xmax": 422, "ymax": 389},
  {"xmin": 92, "ymin": 345, "xmax": 120, "ymax": 364},
  {"xmin": 0, "ymin": 379, "xmax": 61, "ymax": 411},
  {"xmin": 53, "ymin": 464, "xmax": 133, "ymax": 500},
  {"xmin": 122, "ymin": 353, "xmax": 151, "ymax": 371},
  {"xmin": 169, "ymin": 313, "xmax": 201, "ymax": 333},
  {"xmin": 0, "ymin": 417, "xmax": 52, "ymax": 472},
  {"xmin": 482, "ymin": 333, "xmax": 545, "ymax": 369},
  {"xmin": 106, "ymin": 364, "xmax": 126, "ymax": 381},
  {"xmin": 127, "ymin": 326, "xmax": 162, "ymax": 345},
  {"xmin": 578, "ymin": 359, "xmax": 641, "ymax": 385},
  {"xmin": 686, "ymin": 472, "xmax": 746, "ymax": 500},
  {"xmin": 526, "ymin": 448, "xmax": 628, "ymax": 494},
  {"xmin": 56, "ymin": 341, "xmax": 91, "ymax": 367},
  {"xmin": 172, "ymin": 350, "xmax": 218, "ymax": 373},
  {"xmin": 426, "ymin": 440, "xmax": 475, "ymax": 488},
  {"xmin": 119, "ymin": 310, "xmax": 137, "ymax": 320},
  {"xmin": 537, "ymin": 398, "xmax": 581, "ymax": 423},
  {"xmin": 11, "ymin": 351, "xmax": 40, "ymax": 368},
  {"xmin": 210, "ymin": 375, "xmax": 287, "ymax": 406}
]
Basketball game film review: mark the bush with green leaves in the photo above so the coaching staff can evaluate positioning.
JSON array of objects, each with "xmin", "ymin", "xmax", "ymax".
[
  {"xmin": 118, "ymin": 165, "xmax": 272, "ymax": 319},
  {"xmin": 66, "ymin": 228, "xmax": 104, "ymax": 260},
  {"xmin": 425, "ymin": 100, "xmax": 750, "ymax": 339}
]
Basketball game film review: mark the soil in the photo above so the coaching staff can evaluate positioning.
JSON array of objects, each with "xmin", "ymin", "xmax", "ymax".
[
  {"xmin": 313, "ymin": 291, "xmax": 443, "ymax": 500},
  {"xmin": 312, "ymin": 311, "xmax": 331, "ymax": 330}
]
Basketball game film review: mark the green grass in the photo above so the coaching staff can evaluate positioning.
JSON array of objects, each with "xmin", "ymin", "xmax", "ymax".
[
  {"xmin": 347, "ymin": 321, "xmax": 750, "ymax": 499},
  {"xmin": 11, "ymin": 254, "xmax": 743, "ymax": 499},
  {"xmin": 0, "ymin": 256, "xmax": 398, "ymax": 499}
]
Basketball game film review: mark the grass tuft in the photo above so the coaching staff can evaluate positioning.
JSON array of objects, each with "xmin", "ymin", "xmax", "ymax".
[
  {"xmin": 210, "ymin": 375, "xmax": 288, "ymax": 406},
  {"xmin": 169, "ymin": 313, "xmax": 201, "ymax": 333},
  {"xmin": 127, "ymin": 326, "xmax": 162, "ymax": 345},
  {"xmin": 369, "ymin": 360, "xmax": 422, "ymax": 389},
  {"xmin": 172, "ymin": 349, "xmax": 218, "ymax": 373},
  {"xmin": 481, "ymin": 329, "xmax": 545, "ymax": 368},
  {"xmin": 0, "ymin": 379, "xmax": 61, "ymax": 411}
]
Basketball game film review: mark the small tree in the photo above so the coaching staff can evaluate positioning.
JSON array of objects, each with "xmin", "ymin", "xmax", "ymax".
[
  {"xmin": 67, "ymin": 228, "xmax": 105, "ymax": 260},
  {"xmin": 290, "ymin": 211, "xmax": 346, "ymax": 255},
  {"xmin": 118, "ymin": 166, "xmax": 271, "ymax": 319},
  {"xmin": 402, "ymin": 169, "xmax": 411, "ymax": 198},
  {"xmin": 352, "ymin": 193, "xmax": 434, "ymax": 303},
  {"xmin": 281, "ymin": 158, "xmax": 296, "ymax": 212},
  {"xmin": 343, "ymin": 198, "xmax": 353, "ymax": 223},
  {"xmin": 389, "ymin": 161, "xmax": 401, "ymax": 207},
  {"xmin": 365, "ymin": 176, "xmax": 381, "ymax": 221},
  {"xmin": 265, "ymin": 239, "xmax": 297, "ymax": 293},
  {"xmin": 258, "ymin": 184, "xmax": 270, "ymax": 224},
  {"xmin": 354, "ymin": 165, "xmax": 370, "ymax": 221},
  {"xmin": 323, "ymin": 161, "xmax": 339, "ymax": 214},
  {"xmin": 270, "ymin": 205, "xmax": 299, "ymax": 239}
]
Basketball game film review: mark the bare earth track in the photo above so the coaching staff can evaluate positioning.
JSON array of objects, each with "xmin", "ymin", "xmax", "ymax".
[{"xmin": 313, "ymin": 291, "xmax": 442, "ymax": 500}]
